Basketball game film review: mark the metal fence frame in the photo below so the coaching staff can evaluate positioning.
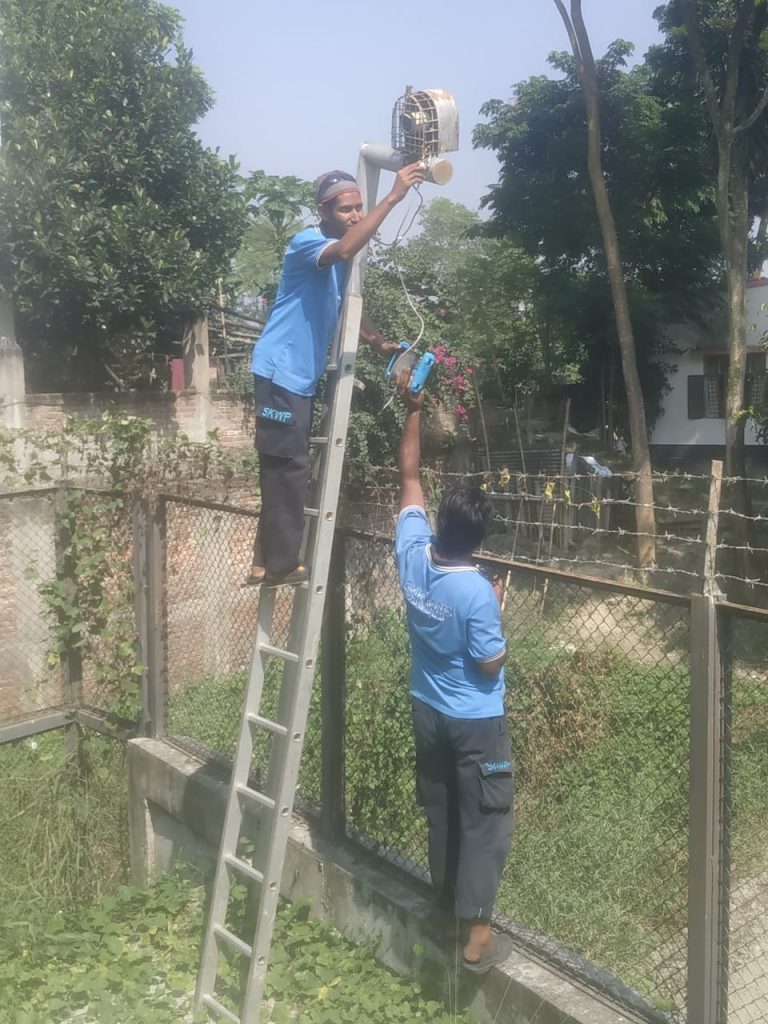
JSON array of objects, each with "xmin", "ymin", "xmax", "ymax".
[
  {"xmin": 3, "ymin": 486, "xmax": 765, "ymax": 1024},
  {"xmin": 147, "ymin": 494, "xmax": 760, "ymax": 1024}
]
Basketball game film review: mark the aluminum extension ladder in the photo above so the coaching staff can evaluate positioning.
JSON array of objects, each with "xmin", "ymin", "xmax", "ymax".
[
  {"xmin": 194, "ymin": 144, "xmax": 403, "ymax": 1021},
  {"xmin": 194, "ymin": 282, "xmax": 365, "ymax": 1022}
]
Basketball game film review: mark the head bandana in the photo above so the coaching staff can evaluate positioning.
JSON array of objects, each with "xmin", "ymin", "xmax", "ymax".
[{"xmin": 315, "ymin": 170, "xmax": 360, "ymax": 206}]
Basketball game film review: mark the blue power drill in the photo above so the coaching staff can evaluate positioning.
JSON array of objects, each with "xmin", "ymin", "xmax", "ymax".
[{"xmin": 385, "ymin": 341, "xmax": 436, "ymax": 394}]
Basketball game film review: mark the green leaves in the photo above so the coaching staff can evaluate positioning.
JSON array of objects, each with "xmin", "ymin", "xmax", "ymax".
[
  {"xmin": 1, "ymin": 875, "xmax": 479, "ymax": 1023},
  {"xmin": 0, "ymin": 0, "xmax": 247, "ymax": 389}
]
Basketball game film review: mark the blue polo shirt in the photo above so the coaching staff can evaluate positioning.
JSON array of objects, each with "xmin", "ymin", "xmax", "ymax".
[
  {"xmin": 395, "ymin": 506, "xmax": 507, "ymax": 719},
  {"xmin": 251, "ymin": 227, "xmax": 351, "ymax": 397}
]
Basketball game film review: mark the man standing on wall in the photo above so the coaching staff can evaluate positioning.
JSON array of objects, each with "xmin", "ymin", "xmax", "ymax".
[
  {"xmin": 394, "ymin": 372, "xmax": 515, "ymax": 973},
  {"xmin": 247, "ymin": 163, "xmax": 424, "ymax": 586}
]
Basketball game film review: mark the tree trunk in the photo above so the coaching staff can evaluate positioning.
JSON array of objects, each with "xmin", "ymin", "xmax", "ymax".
[
  {"xmin": 554, "ymin": 0, "xmax": 656, "ymax": 567},
  {"xmin": 722, "ymin": 143, "xmax": 754, "ymax": 586}
]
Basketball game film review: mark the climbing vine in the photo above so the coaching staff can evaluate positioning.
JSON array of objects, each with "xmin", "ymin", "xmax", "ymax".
[{"xmin": 1, "ymin": 413, "xmax": 260, "ymax": 726}]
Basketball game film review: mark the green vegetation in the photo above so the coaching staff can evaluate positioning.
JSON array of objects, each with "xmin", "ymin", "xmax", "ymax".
[
  {"xmin": 169, "ymin": 602, "xmax": 768, "ymax": 1014},
  {"xmin": 0, "ymin": 870, "xmax": 478, "ymax": 1024},
  {"xmin": 0, "ymin": 731, "xmax": 130, "ymax": 938},
  {"xmin": 0, "ymin": 0, "xmax": 246, "ymax": 390}
]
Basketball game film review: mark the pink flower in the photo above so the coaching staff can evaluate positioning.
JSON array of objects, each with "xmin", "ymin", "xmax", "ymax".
[
  {"xmin": 444, "ymin": 355, "xmax": 457, "ymax": 368},
  {"xmin": 465, "ymin": 367, "xmax": 473, "ymax": 375}
]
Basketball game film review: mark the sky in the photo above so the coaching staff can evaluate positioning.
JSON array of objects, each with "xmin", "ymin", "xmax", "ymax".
[{"xmin": 171, "ymin": 0, "xmax": 665, "ymax": 216}]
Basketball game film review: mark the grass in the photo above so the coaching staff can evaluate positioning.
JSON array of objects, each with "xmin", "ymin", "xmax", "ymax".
[
  {"xmin": 166, "ymin": 604, "xmax": 768, "ymax": 1016},
  {"xmin": 0, "ymin": 870, "xmax": 480, "ymax": 1024},
  {"xmin": 0, "ymin": 729, "xmax": 130, "ymax": 941}
]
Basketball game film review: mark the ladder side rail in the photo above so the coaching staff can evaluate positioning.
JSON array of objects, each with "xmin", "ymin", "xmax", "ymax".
[
  {"xmin": 198, "ymin": 145, "xmax": 387, "ymax": 1022},
  {"xmin": 240, "ymin": 294, "xmax": 365, "ymax": 1020},
  {"xmin": 195, "ymin": 591, "xmax": 277, "ymax": 1012}
]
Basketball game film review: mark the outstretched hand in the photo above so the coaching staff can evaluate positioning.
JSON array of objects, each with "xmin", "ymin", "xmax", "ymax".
[
  {"xmin": 396, "ymin": 368, "xmax": 425, "ymax": 412},
  {"xmin": 390, "ymin": 161, "xmax": 426, "ymax": 202}
]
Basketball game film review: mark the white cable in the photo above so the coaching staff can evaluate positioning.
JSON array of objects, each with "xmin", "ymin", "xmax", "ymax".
[{"xmin": 380, "ymin": 186, "xmax": 426, "ymax": 411}]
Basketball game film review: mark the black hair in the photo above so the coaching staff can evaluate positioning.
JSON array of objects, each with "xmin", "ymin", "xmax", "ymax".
[{"xmin": 435, "ymin": 486, "xmax": 493, "ymax": 558}]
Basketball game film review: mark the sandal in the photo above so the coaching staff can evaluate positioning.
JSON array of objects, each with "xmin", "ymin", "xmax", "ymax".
[
  {"xmin": 462, "ymin": 932, "xmax": 513, "ymax": 974},
  {"xmin": 264, "ymin": 564, "xmax": 310, "ymax": 587}
]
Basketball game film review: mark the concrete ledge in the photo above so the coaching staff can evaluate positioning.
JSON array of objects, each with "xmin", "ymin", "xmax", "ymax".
[{"xmin": 128, "ymin": 738, "xmax": 642, "ymax": 1024}]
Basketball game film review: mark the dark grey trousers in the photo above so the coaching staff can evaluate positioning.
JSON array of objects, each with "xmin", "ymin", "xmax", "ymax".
[
  {"xmin": 412, "ymin": 698, "xmax": 514, "ymax": 921},
  {"xmin": 252, "ymin": 374, "xmax": 312, "ymax": 576}
]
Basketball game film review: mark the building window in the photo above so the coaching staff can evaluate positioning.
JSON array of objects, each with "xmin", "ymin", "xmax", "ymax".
[{"xmin": 688, "ymin": 352, "xmax": 767, "ymax": 419}]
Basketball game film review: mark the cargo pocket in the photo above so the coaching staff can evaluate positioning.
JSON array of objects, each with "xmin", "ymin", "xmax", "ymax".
[
  {"xmin": 478, "ymin": 763, "xmax": 514, "ymax": 814},
  {"xmin": 477, "ymin": 730, "xmax": 514, "ymax": 814}
]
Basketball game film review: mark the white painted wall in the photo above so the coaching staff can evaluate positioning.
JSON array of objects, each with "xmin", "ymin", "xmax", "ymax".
[
  {"xmin": 651, "ymin": 282, "xmax": 768, "ymax": 447},
  {"xmin": 746, "ymin": 281, "xmax": 768, "ymax": 346}
]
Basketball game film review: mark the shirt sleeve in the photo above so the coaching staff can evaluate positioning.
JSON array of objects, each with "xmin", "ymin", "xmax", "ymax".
[
  {"xmin": 466, "ymin": 584, "xmax": 506, "ymax": 664},
  {"xmin": 287, "ymin": 229, "xmax": 334, "ymax": 268},
  {"xmin": 395, "ymin": 506, "xmax": 431, "ymax": 582}
]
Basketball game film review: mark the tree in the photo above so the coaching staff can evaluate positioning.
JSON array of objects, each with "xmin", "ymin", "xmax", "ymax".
[
  {"xmin": 656, "ymin": 1, "xmax": 768, "ymax": 490},
  {"xmin": 0, "ymin": 0, "xmax": 246, "ymax": 389},
  {"xmin": 233, "ymin": 172, "xmax": 315, "ymax": 313},
  {"xmin": 548, "ymin": 1, "xmax": 659, "ymax": 565}
]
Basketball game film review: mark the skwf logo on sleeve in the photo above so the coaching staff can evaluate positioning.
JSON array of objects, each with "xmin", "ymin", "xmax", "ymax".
[{"xmin": 259, "ymin": 407, "xmax": 294, "ymax": 424}]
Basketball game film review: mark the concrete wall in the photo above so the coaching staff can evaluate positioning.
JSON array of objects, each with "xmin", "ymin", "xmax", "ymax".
[{"xmin": 127, "ymin": 738, "xmax": 642, "ymax": 1024}]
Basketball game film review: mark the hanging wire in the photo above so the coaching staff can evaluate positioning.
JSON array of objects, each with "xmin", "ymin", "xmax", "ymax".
[{"xmin": 380, "ymin": 184, "xmax": 426, "ymax": 411}]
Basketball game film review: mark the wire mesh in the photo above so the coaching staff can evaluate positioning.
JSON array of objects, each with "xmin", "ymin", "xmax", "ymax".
[
  {"xmin": 722, "ymin": 609, "xmax": 768, "ymax": 1024},
  {"xmin": 164, "ymin": 496, "xmax": 322, "ymax": 804},
  {"xmin": 0, "ymin": 490, "xmax": 62, "ymax": 725},
  {"xmin": 342, "ymin": 526, "xmax": 692, "ymax": 1019}
]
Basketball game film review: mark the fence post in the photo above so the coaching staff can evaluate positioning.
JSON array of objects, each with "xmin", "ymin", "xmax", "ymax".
[
  {"xmin": 688, "ymin": 593, "xmax": 728, "ymax": 1024},
  {"xmin": 320, "ymin": 527, "xmax": 346, "ymax": 840},
  {"xmin": 133, "ymin": 496, "xmax": 167, "ymax": 738}
]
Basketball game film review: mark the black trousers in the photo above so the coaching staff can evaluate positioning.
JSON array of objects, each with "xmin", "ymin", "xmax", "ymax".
[
  {"xmin": 252, "ymin": 375, "xmax": 312, "ymax": 576},
  {"xmin": 412, "ymin": 699, "xmax": 515, "ymax": 921}
]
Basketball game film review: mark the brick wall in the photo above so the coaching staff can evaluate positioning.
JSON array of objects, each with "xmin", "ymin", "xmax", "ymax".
[{"xmin": 24, "ymin": 391, "xmax": 255, "ymax": 449}]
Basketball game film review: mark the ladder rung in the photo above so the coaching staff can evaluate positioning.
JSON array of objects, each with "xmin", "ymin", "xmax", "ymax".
[
  {"xmin": 326, "ymin": 362, "xmax": 338, "ymax": 372},
  {"xmin": 258, "ymin": 642, "xmax": 299, "ymax": 663},
  {"xmin": 202, "ymin": 993, "xmax": 240, "ymax": 1023},
  {"xmin": 247, "ymin": 712, "xmax": 288, "ymax": 737},
  {"xmin": 310, "ymin": 435, "xmax": 329, "ymax": 446},
  {"xmin": 224, "ymin": 853, "xmax": 264, "ymax": 885},
  {"xmin": 214, "ymin": 924, "xmax": 253, "ymax": 959},
  {"xmin": 236, "ymin": 783, "xmax": 276, "ymax": 812},
  {"xmin": 304, "ymin": 506, "xmax": 319, "ymax": 518}
]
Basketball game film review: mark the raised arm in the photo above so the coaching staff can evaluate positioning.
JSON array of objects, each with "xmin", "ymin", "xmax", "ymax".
[
  {"xmin": 397, "ymin": 370, "xmax": 425, "ymax": 512},
  {"xmin": 359, "ymin": 311, "xmax": 399, "ymax": 358},
  {"xmin": 318, "ymin": 163, "xmax": 424, "ymax": 266}
]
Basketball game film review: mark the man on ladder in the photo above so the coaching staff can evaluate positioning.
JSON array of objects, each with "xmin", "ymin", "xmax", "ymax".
[
  {"xmin": 247, "ymin": 161, "xmax": 425, "ymax": 587},
  {"xmin": 196, "ymin": 159, "xmax": 427, "ymax": 1024}
]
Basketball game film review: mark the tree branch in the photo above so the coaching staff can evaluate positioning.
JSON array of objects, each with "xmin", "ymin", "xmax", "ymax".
[
  {"xmin": 723, "ymin": 0, "xmax": 755, "ymax": 125},
  {"xmin": 552, "ymin": 0, "xmax": 582, "ymax": 71},
  {"xmin": 681, "ymin": 0, "xmax": 723, "ymax": 127},
  {"xmin": 736, "ymin": 75, "xmax": 768, "ymax": 134}
]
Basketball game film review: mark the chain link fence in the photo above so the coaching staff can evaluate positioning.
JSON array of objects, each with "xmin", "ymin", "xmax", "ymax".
[
  {"xmin": 0, "ymin": 489, "xmax": 62, "ymax": 730},
  {"xmin": 163, "ymin": 495, "xmax": 323, "ymax": 806},
  {"xmin": 154, "ymin": 493, "xmax": 768, "ymax": 1024},
  {"xmin": 3, "ymin": 481, "xmax": 766, "ymax": 1024},
  {"xmin": 342, "ymin": 527, "xmax": 692, "ymax": 1018}
]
